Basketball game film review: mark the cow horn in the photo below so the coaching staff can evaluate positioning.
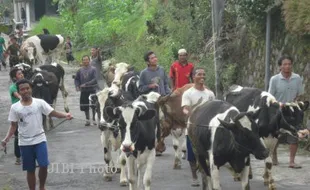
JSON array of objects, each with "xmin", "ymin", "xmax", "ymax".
[
  {"xmin": 135, "ymin": 106, "xmax": 143, "ymax": 116},
  {"xmin": 88, "ymin": 94, "xmax": 97, "ymax": 101},
  {"xmin": 113, "ymin": 107, "xmax": 122, "ymax": 115}
]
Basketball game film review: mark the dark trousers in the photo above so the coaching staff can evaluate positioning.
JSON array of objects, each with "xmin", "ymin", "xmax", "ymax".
[{"xmin": 14, "ymin": 129, "xmax": 21, "ymax": 158}]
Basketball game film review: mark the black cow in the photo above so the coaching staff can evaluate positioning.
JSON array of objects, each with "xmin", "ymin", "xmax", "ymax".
[
  {"xmin": 21, "ymin": 34, "xmax": 64, "ymax": 65},
  {"xmin": 188, "ymin": 100, "xmax": 268, "ymax": 190},
  {"xmin": 105, "ymin": 91, "xmax": 160, "ymax": 190},
  {"xmin": 225, "ymin": 85, "xmax": 309, "ymax": 189}
]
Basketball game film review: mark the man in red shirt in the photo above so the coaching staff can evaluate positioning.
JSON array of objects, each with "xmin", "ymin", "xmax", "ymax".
[{"xmin": 169, "ymin": 49, "xmax": 194, "ymax": 91}]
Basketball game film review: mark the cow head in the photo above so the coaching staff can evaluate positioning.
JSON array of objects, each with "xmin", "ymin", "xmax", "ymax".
[
  {"xmin": 96, "ymin": 88, "xmax": 111, "ymax": 127},
  {"xmin": 31, "ymin": 72, "xmax": 52, "ymax": 104},
  {"xmin": 105, "ymin": 103, "xmax": 156, "ymax": 153},
  {"xmin": 218, "ymin": 112, "xmax": 269, "ymax": 160},
  {"xmin": 253, "ymin": 94, "xmax": 299, "ymax": 137},
  {"xmin": 109, "ymin": 62, "xmax": 136, "ymax": 97},
  {"xmin": 281, "ymin": 101, "xmax": 309, "ymax": 130},
  {"xmin": 22, "ymin": 42, "xmax": 37, "ymax": 64},
  {"xmin": 109, "ymin": 62, "xmax": 129, "ymax": 97}
]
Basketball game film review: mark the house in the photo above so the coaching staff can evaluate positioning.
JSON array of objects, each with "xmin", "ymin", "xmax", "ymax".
[{"xmin": 13, "ymin": 0, "xmax": 58, "ymax": 30}]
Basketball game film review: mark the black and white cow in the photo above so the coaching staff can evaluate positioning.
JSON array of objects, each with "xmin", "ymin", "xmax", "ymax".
[
  {"xmin": 14, "ymin": 63, "xmax": 69, "ymax": 113},
  {"xmin": 225, "ymin": 85, "xmax": 309, "ymax": 190},
  {"xmin": 30, "ymin": 70, "xmax": 59, "ymax": 131},
  {"xmin": 21, "ymin": 34, "xmax": 64, "ymax": 65},
  {"xmin": 90, "ymin": 88, "xmax": 135, "ymax": 185},
  {"xmin": 109, "ymin": 62, "xmax": 140, "ymax": 99},
  {"xmin": 188, "ymin": 100, "xmax": 269, "ymax": 190},
  {"xmin": 38, "ymin": 62, "xmax": 69, "ymax": 112},
  {"xmin": 105, "ymin": 92, "xmax": 160, "ymax": 190}
]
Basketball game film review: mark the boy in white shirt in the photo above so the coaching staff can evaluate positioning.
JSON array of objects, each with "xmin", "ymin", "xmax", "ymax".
[
  {"xmin": 1, "ymin": 79, "xmax": 73, "ymax": 190},
  {"xmin": 182, "ymin": 67, "xmax": 215, "ymax": 186}
]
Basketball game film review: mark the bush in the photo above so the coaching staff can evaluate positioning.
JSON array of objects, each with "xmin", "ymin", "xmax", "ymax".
[{"xmin": 30, "ymin": 16, "xmax": 66, "ymax": 36}]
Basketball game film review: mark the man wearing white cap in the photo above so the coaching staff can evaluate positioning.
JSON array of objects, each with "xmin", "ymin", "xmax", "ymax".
[{"xmin": 169, "ymin": 48, "xmax": 194, "ymax": 91}]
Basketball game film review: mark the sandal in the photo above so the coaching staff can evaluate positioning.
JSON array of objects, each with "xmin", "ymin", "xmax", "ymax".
[
  {"xmin": 289, "ymin": 164, "xmax": 302, "ymax": 169},
  {"xmin": 15, "ymin": 158, "xmax": 21, "ymax": 165}
]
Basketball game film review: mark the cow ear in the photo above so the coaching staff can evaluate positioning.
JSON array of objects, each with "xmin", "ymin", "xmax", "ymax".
[
  {"xmin": 138, "ymin": 109, "xmax": 156, "ymax": 121},
  {"xmin": 218, "ymin": 119, "xmax": 235, "ymax": 130},
  {"xmin": 105, "ymin": 106, "xmax": 119, "ymax": 119}
]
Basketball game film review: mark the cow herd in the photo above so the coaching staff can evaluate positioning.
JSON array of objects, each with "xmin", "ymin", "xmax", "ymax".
[
  {"xmin": 86, "ymin": 62, "xmax": 309, "ymax": 190},
  {"xmin": 13, "ymin": 35, "xmax": 309, "ymax": 190}
]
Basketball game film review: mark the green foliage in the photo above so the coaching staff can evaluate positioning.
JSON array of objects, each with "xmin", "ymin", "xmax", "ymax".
[
  {"xmin": 30, "ymin": 16, "xmax": 66, "ymax": 36},
  {"xmin": 283, "ymin": 0, "xmax": 310, "ymax": 34}
]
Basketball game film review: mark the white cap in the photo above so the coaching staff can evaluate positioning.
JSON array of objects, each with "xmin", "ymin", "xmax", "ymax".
[{"xmin": 178, "ymin": 49, "xmax": 187, "ymax": 55}]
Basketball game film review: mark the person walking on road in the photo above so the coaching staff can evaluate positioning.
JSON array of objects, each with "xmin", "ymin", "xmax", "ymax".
[
  {"xmin": 169, "ymin": 48, "xmax": 194, "ymax": 91},
  {"xmin": 74, "ymin": 55, "xmax": 98, "ymax": 126},
  {"xmin": 90, "ymin": 47, "xmax": 105, "ymax": 90},
  {"xmin": 268, "ymin": 55, "xmax": 304, "ymax": 169},
  {"xmin": 9, "ymin": 68, "xmax": 24, "ymax": 165},
  {"xmin": 2, "ymin": 78, "xmax": 73, "ymax": 190},
  {"xmin": 181, "ymin": 67, "xmax": 215, "ymax": 186},
  {"xmin": 0, "ymin": 32, "xmax": 7, "ymax": 70}
]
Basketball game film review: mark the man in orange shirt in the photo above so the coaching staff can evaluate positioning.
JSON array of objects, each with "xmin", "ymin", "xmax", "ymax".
[{"xmin": 169, "ymin": 49, "xmax": 194, "ymax": 91}]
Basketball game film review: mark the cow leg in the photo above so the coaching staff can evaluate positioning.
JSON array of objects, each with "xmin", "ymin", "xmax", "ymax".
[
  {"xmin": 155, "ymin": 119, "xmax": 171, "ymax": 153},
  {"xmin": 100, "ymin": 131, "xmax": 113, "ymax": 181},
  {"xmin": 240, "ymin": 157, "xmax": 250, "ymax": 190},
  {"xmin": 263, "ymin": 137, "xmax": 277, "ymax": 190},
  {"xmin": 143, "ymin": 149, "xmax": 155, "ymax": 190},
  {"xmin": 272, "ymin": 141, "xmax": 279, "ymax": 165},
  {"xmin": 181, "ymin": 134, "xmax": 186, "ymax": 159},
  {"xmin": 171, "ymin": 128, "xmax": 183, "ymax": 169},
  {"xmin": 198, "ymin": 155, "xmax": 211, "ymax": 190},
  {"xmin": 209, "ymin": 153, "xmax": 221, "ymax": 190},
  {"xmin": 59, "ymin": 83, "xmax": 69, "ymax": 112},
  {"xmin": 119, "ymin": 151, "xmax": 128, "ymax": 186},
  {"xmin": 127, "ymin": 156, "xmax": 137, "ymax": 190},
  {"xmin": 263, "ymin": 157, "xmax": 276, "ymax": 190}
]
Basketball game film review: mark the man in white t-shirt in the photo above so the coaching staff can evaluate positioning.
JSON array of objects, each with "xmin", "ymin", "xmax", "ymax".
[
  {"xmin": 1, "ymin": 79, "xmax": 73, "ymax": 190},
  {"xmin": 181, "ymin": 67, "xmax": 215, "ymax": 187}
]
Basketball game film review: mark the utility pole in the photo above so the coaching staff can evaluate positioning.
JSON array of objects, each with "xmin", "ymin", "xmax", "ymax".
[
  {"xmin": 211, "ymin": 0, "xmax": 226, "ymax": 99},
  {"xmin": 264, "ymin": 9, "xmax": 271, "ymax": 91}
]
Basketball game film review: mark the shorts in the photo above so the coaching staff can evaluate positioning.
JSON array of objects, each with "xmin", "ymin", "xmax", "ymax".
[
  {"xmin": 80, "ymin": 90, "xmax": 96, "ymax": 111},
  {"xmin": 186, "ymin": 135, "xmax": 196, "ymax": 162},
  {"xmin": 278, "ymin": 133, "xmax": 298, "ymax": 144},
  {"xmin": 20, "ymin": 141, "xmax": 49, "ymax": 172}
]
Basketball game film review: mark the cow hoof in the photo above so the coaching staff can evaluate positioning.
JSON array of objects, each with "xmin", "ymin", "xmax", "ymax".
[
  {"xmin": 104, "ymin": 176, "xmax": 112, "ymax": 182},
  {"xmin": 264, "ymin": 181, "xmax": 268, "ymax": 186},
  {"xmin": 173, "ymin": 163, "xmax": 181, "ymax": 169},
  {"xmin": 116, "ymin": 168, "xmax": 121, "ymax": 173},
  {"xmin": 181, "ymin": 152, "xmax": 186, "ymax": 160},
  {"xmin": 233, "ymin": 177, "xmax": 241, "ymax": 181},
  {"xmin": 272, "ymin": 162, "xmax": 278, "ymax": 166},
  {"xmin": 268, "ymin": 184, "xmax": 276, "ymax": 190},
  {"xmin": 155, "ymin": 151, "xmax": 162, "ymax": 156},
  {"xmin": 249, "ymin": 174, "xmax": 253, "ymax": 179},
  {"xmin": 120, "ymin": 180, "xmax": 128, "ymax": 186}
]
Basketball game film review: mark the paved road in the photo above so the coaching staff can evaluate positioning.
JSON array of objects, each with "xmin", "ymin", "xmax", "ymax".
[{"xmin": 1, "ymin": 64, "xmax": 310, "ymax": 190}]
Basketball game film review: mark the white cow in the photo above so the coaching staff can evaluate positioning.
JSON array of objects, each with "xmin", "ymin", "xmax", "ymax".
[{"xmin": 21, "ymin": 34, "xmax": 64, "ymax": 65}]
